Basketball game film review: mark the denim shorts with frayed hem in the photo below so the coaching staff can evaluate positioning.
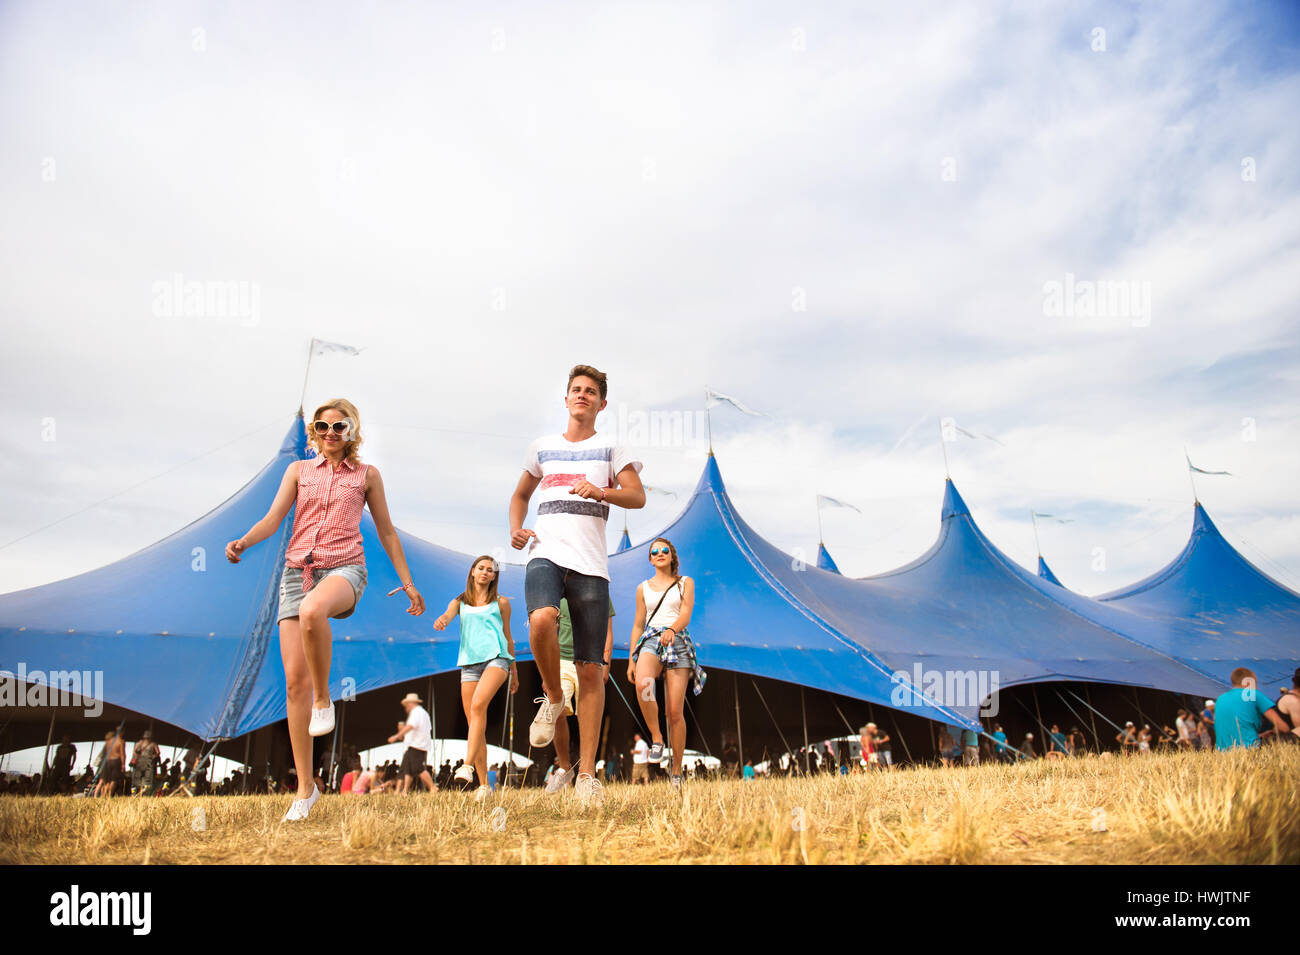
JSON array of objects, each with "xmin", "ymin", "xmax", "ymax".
[
  {"xmin": 524, "ymin": 557, "xmax": 609, "ymax": 665},
  {"xmin": 277, "ymin": 563, "xmax": 366, "ymax": 623}
]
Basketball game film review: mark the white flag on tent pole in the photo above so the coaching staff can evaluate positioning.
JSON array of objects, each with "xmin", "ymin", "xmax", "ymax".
[
  {"xmin": 1032, "ymin": 512, "xmax": 1073, "ymax": 524},
  {"xmin": 643, "ymin": 486, "xmax": 678, "ymax": 498},
  {"xmin": 312, "ymin": 338, "xmax": 363, "ymax": 357},
  {"xmin": 1186, "ymin": 453, "xmax": 1230, "ymax": 476},
  {"xmin": 817, "ymin": 494, "xmax": 861, "ymax": 513},
  {"xmin": 943, "ymin": 417, "xmax": 1004, "ymax": 446},
  {"xmin": 705, "ymin": 389, "xmax": 766, "ymax": 416}
]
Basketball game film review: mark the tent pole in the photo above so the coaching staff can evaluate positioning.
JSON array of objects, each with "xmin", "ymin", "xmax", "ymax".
[
  {"xmin": 38, "ymin": 710, "xmax": 56, "ymax": 794},
  {"xmin": 800, "ymin": 686, "xmax": 810, "ymax": 775},
  {"xmin": 428, "ymin": 674, "xmax": 438, "ymax": 775},
  {"xmin": 733, "ymin": 672, "xmax": 744, "ymax": 775},
  {"xmin": 507, "ymin": 686, "xmax": 515, "ymax": 787},
  {"xmin": 298, "ymin": 338, "xmax": 316, "ymax": 415},
  {"xmin": 1032, "ymin": 684, "xmax": 1047, "ymax": 752},
  {"xmin": 328, "ymin": 700, "xmax": 342, "ymax": 792},
  {"xmin": 242, "ymin": 733, "xmax": 251, "ymax": 794},
  {"xmin": 1083, "ymin": 686, "xmax": 1102, "ymax": 751}
]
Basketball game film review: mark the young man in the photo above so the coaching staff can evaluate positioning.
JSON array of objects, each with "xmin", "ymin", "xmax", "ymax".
[
  {"xmin": 388, "ymin": 692, "xmax": 436, "ymax": 792},
  {"xmin": 1214, "ymin": 668, "xmax": 1288, "ymax": 750},
  {"xmin": 510, "ymin": 365, "xmax": 646, "ymax": 806},
  {"xmin": 546, "ymin": 597, "xmax": 616, "ymax": 793}
]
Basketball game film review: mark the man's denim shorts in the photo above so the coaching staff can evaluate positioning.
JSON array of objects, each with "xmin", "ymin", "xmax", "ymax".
[
  {"xmin": 278, "ymin": 563, "xmax": 366, "ymax": 623},
  {"xmin": 524, "ymin": 557, "xmax": 609, "ymax": 665}
]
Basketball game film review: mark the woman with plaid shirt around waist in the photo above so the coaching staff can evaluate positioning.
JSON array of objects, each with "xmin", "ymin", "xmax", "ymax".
[
  {"xmin": 226, "ymin": 399, "xmax": 425, "ymax": 821},
  {"xmin": 626, "ymin": 537, "xmax": 702, "ymax": 793}
]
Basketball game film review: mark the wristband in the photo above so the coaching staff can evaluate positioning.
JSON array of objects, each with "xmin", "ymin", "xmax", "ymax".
[{"xmin": 600, "ymin": 487, "xmax": 607, "ymax": 501}]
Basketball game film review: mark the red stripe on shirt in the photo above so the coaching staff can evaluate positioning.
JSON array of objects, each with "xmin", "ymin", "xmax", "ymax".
[{"xmin": 540, "ymin": 472, "xmax": 585, "ymax": 490}]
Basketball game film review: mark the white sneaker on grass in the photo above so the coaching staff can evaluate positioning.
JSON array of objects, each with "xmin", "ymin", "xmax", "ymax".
[
  {"xmin": 453, "ymin": 763, "xmax": 475, "ymax": 786},
  {"xmin": 529, "ymin": 696, "xmax": 566, "ymax": 747},
  {"xmin": 546, "ymin": 766, "xmax": 575, "ymax": 794},
  {"xmin": 575, "ymin": 773, "xmax": 604, "ymax": 807},
  {"xmin": 282, "ymin": 783, "xmax": 321, "ymax": 822},
  {"xmin": 474, "ymin": 785, "xmax": 491, "ymax": 803},
  {"xmin": 308, "ymin": 702, "xmax": 335, "ymax": 737}
]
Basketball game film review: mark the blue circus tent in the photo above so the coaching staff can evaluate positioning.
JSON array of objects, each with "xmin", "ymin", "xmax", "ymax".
[
  {"xmin": 0, "ymin": 414, "xmax": 532, "ymax": 741},
  {"xmin": 608, "ymin": 456, "xmax": 975, "ymax": 727},
  {"xmin": 816, "ymin": 542, "xmax": 841, "ymax": 574},
  {"xmin": 616, "ymin": 526, "xmax": 632, "ymax": 553},
  {"xmin": 718, "ymin": 478, "xmax": 1226, "ymax": 719},
  {"xmin": 1094, "ymin": 503, "xmax": 1300, "ymax": 691},
  {"xmin": 1037, "ymin": 555, "xmax": 1064, "ymax": 587},
  {"xmin": 3, "ymin": 415, "xmax": 1287, "ymax": 745}
]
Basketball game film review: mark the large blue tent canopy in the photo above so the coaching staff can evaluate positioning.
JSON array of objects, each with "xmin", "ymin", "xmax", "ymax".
[
  {"xmin": 1, "ymin": 413, "xmax": 1293, "ymax": 741},
  {"xmin": 1094, "ymin": 504, "xmax": 1300, "ymax": 691}
]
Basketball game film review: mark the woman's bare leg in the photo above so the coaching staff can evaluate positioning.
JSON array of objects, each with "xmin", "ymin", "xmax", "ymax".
[
  {"xmin": 466, "ymin": 667, "xmax": 508, "ymax": 785},
  {"xmin": 634, "ymin": 651, "xmax": 665, "ymax": 744},
  {"xmin": 297, "ymin": 575, "xmax": 357, "ymax": 711},
  {"xmin": 278, "ymin": 619, "xmax": 316, "ymax": 799},
  {"xmin": 665, "ymin": 668, "xmax": 690, "ymax": 775}
]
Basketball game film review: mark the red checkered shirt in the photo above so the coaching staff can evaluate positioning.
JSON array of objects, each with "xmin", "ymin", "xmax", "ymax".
[{"xmin": 284, "ymin": 454, "xmax": 370, "ymax": 591}]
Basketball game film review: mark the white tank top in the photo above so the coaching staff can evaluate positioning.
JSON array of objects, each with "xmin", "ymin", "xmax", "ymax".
[{"xmin": 642, "ymin": 578, "xmax": 684, "ymax": 627}]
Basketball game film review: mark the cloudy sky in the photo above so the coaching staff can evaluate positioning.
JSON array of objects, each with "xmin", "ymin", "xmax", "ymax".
[{"xmin": 2, "ymin": 0, "xmax": 1298, "ymax": 597}]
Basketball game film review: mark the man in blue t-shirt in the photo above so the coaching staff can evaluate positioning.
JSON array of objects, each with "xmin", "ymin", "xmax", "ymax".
[
  {"xmin": 992, "ymin": 724, "xmax": 1010, "ymax": 762},
  {"xmin": 1215, "ymin": 668, "xmax": 1287, "ymax": 749}
]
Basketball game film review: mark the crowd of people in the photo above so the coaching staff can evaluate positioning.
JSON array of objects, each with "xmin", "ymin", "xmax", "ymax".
[{"xmin": 6, "ymin": 663, "xmax": 1295, "ymax": 796}]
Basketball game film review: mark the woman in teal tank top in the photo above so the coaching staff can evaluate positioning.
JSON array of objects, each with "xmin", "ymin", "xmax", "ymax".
[{"xmin": 433, "ymin": 555, "xmax": 518, "ymax": 800}]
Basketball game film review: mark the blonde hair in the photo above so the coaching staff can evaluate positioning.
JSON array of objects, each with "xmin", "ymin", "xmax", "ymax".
[{"xmin": 307, "ymin": 398, "xmax": 363, "ymax": 464}]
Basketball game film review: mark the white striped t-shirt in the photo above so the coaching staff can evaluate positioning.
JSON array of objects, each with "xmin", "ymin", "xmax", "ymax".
[{"xmin": 523, "ymin": 433, "xmax": 642, "ymax": 580}]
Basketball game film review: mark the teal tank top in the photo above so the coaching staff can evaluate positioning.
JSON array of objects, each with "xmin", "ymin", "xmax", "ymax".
[{"xmin": 457, "ymin": 599, "xmax": 512, "ymax": 667}]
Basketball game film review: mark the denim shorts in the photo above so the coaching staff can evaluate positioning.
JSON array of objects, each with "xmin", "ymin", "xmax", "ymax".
[
  {"xmin": 634, "ymin": 629, "xmax": 694, "ymax": 670},
  {"xmin": 277, "ymin": 563, "xmax": 367, "ymax": 622},
  {"xmin": 461, "ymin": 656, "xmax": 512, "ymax": 683},
  {"xmin": 525, "ymin": 558, "xmax": 609, "ymax": 665}
]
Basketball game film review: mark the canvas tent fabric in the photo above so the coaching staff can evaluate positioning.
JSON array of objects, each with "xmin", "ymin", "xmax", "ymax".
[
  {"xmin": 671, "ymin": 471, "xmax": 1227, "ymax": 721},
  {"xmin": 1037, "ymin": 556, "xmax": 1064, "ymax": 587},
  {"xmin": 816, "ymin": 542, "xmax": 841, "ymax": 574},
  {"xmin": 2, "ymin": 415, "xmax": 1290, "ymax": 742},
  {"xmin": 1093, "ymin": 504, "xmax": 1300, "ymax": 691}
]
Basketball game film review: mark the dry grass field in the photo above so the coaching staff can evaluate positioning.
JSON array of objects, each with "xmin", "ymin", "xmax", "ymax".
[{"xmin": 3, "ymin": 745, "xmax": 1296, "ymax": 865}]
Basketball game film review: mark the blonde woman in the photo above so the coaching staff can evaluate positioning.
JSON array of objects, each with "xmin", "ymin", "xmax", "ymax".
[
  {"xmin": 626, "ymin": 537, "xmax": 703, "ymax": 793},
  {"xmin": 433, "ymin": 555, "xmax": 518, "ymax": 802},
  {"xmin": 226, "ymin": 400, "xmax": 425, "ymax": 822}
]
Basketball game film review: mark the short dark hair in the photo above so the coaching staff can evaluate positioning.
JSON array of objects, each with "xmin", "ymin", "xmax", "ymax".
[{"xmin": 568, "ymin": 364, "xmax": 608, "ymax": 400}]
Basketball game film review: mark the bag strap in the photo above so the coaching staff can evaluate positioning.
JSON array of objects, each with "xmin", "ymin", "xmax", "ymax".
[{"xmin": 645, "ymin": 577, "xmax": 680, "ymax": 628}]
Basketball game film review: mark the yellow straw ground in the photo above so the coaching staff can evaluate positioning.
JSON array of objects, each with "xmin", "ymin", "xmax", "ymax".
[{"xmin": 3, "ymin": 745, "xmax": 1296, "ymax": 864}]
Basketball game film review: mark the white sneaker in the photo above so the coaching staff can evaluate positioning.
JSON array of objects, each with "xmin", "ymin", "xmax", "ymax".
[
  {"xmin": 281, "ymin": 783, "xmax": 321, "ymax": 822},
  {"xmin": 308, "ymin": 702, "xmax": 335, "ymax": 737},
  {"xmin": 529, "ymin": 696, "xmax": 566, "ymax": 748},
  {"xmin": 474, "ymin": 785, "xmax": 491, "ymax": 802},
  {"xmin": 453, "ymin": 764, "xmax": 475, "ymax": 786},
  {"xmin": 575, "ymin": 773, "xmax": 604, "ymax": 807},
  {"xmin": 546, "ymin": 766, "xmax": 575, "ymax": 794}
]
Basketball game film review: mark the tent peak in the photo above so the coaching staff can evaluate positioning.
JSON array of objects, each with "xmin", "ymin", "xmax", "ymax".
[{"xmin": 941, "ymin": 478, "xmax": 970, "ymax": 520}]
